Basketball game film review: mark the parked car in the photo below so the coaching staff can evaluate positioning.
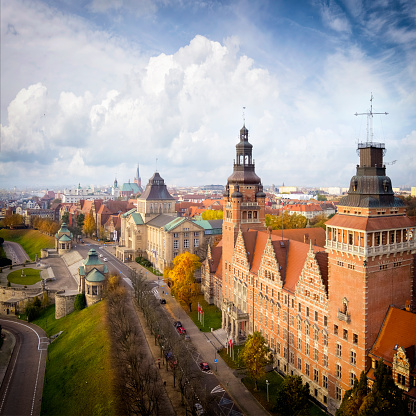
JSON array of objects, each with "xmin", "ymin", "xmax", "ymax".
[
  {"xmin": 160, "ymin": 299, "xmax": 166, "ymax": 304},
  {"xmin": 173, "ymin": 321, "xmax": 182, "ymax": 328},
  {"xmin": 103, "ymin": 258, "xmax": 108, "ymax": 261},
  {"xmin": 177, "ymin": 326, "xmax": 186, "ymax": 335},
  {"xmin": 194, "ymin": 403, "xmax": 204, "ymax": 415},
  {"xmin": 199, "ymin": 362, "xmax": 210, "ymax": 372},
  {"xmin": 99, "ymin": 254, "xmax": 103, "ymax": 258}
]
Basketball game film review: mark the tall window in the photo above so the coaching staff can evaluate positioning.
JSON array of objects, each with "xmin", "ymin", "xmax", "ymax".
[
  {"xmin": 298, "ymin": 337, "xmax": 302, "ymax": 351},
  {"xmin": 174, "ymin": 240, "xmax": 179, "ymax": 249},
  {"xmin": 305, "ymin": 363, "xmax": 310, "ymax": 377},
  {"xmin": 323, "ymin": 333, "xmax": 328, "ymax": 347},
  {"xmin": 314, "ymin": 368, "xmax": 319, "ymax": 382},
  {"xmin": 323, "ymin": 374, "xmax": 328, "ymax": 389},
  {"xmin": 306, "ymin": 343, "xmax": 310, "ymax": 356},
  {"xmin": 336, "ymin": 343, "xmax": 342, "ymax": 358},
  {"xmin": 297, "ymin": 357, "xmax": 302, "ymax": 370},
  {"xmin": 323, "ymin": 354, "xmax": 328, "ymax": 368},
  {"xmin": 336, "ymin": 364, "xmax": 342, "ymax": 379},
  {"xmin": 194, "ymin": 239, "xmax": 199, "ymax": 247},
  {"xmin": 349, "ymin": 372, "xmax": 356, "ymax": 387},
  {"xmin": 314, "ymin": 348, "xmax": 319, "ymax": 362},
  {"xmin": 336, "ymin": 386, "xmax": 342, "ymax": 401},
  {"xmin": 184, "ymin": 239, "xmax": 189, "ymax": 248},
  {"xmin": 350, "ymin": 350, "xmax": 356, "ymax": 366}
]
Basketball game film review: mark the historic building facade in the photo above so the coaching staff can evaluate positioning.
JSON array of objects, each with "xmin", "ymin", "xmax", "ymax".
[
  {"xmin": 117, "ymin": 172, "xmax": 222, "ymax": 272},
  {"xmin": 202, "ymin": 122, "xmax": 416, "ymax": 414}
]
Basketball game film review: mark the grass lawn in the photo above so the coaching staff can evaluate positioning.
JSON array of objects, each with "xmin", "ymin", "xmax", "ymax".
[
  {"xmin": 33, "ymin": 303, "xmax": 118, "ymax": 416},
  {"xmin": 218, "ymin": 344, "xmax": 245, "ymax": 369},
  {"xmin": 187, "ymin": 294, "xmax": 222, "ymax": 332},
  {"xmin": 242, "ymin": 371, "xmax": 327, "ymax": 416},
  {"xmin": 7, "ymin": 268, "xmax": 41, "ymax": 285},
  {"xmin": 0, "ymin": 229, "xmax": 54, "ymax": 260}
]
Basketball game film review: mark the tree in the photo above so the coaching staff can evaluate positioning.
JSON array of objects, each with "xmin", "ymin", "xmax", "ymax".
[
  {"xmin": 317, "ymin": 194, "xmax": 327, "ymax": 201},
  {"xmin": 52, "ymin": 198, "xmax": 62, "ymax": 204},
  {"xmin": 74, "ymin": 294, "xmax": 86, "ymax": 311},
  {"xmin": 76, "ymin": 213, "xmax": 85, "ymax": 230},
  {"xmin": 3, "ymin": 213, "xmax": 24, "ymax": 228},
  {"xmin": 165, "ymin": 252, "xmax": 201, "ymax": 311},
  {"xmin": 274, "ymin": 375, "xmax": 310, "ymax": 416},
  {"xmin": 265, "ymin": 212, "xmax": 307, "ymax": 230},
  {"xmin": 240, "ymin": 331, "xmax": 272, "ymax": 390},
  {"xmin": 336, "ymin": 372, "xmax": 368, "ymax": 416},
  {"xmin": 201, "ymin": 210, "xmax": 223, "ymax": 220},
  {"xmin": 83, "ymin": 210, "xmax": 96, "ymax": 237},
  {"xmin": 336, "ymin": 361, "xmax": 409, "ymax": 416},
  {"xmin": 309, "ymin": 213, "xmax": 328, "ymax": 230},
  {"xmin": 61, "ymin": 211, "xmax": 70, "ymax": 224}
]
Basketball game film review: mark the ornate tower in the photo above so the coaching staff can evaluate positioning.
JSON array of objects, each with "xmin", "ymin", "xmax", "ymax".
[
  {"xmin": 222, "ymin": 123, "xmax": 266, "ymax": 328},
  {"xmin": 324, "ymin": 99, "xmax": 416, "ymax": 410}
]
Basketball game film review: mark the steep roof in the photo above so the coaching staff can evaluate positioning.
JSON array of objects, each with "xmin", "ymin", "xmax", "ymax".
[
  {"xmin": 83, "ymin": 249, "xmax": 103, "ymax": 266},
  {"xmin": 59, "ymin": 234, "xmax": 71, "ymax": 242},
  {"xmin": 121, "ymin": 182, "xmax": 141, "ymax": 193},
  {"xmin": 139, "ymin": 172, "xmax": 175, "ymax": 201},
  {"xmin": 131, "ymin": 212, "xmax": 144, "ymax": 225},
  {"xmin": 146, "ymin": 214, "xmax": 179, "ymax": 229},
  {"xmin": 271, "ymin": 228, "xmax": 326, "ymax": 248},
  {"xmin": 369, "ymin": 306, "xmax": 416, "ymax": 370}
]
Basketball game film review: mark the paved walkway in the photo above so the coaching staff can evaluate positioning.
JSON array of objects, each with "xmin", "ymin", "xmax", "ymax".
[{"xmin": 99, "ymin": 242, "xmax": 269, "ymax": 416}]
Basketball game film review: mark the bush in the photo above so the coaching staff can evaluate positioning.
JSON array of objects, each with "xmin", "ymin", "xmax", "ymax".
[
  {"xmin": 74, "ymin": 294, "xmax": 87, "ymax": 311},
  {"xmin": 25, "ymin": 304, "xmax": 40, "ymax": 322},
  {"xmin": 33, "ymin": 296, "xmax": 41, "ymax": 308},
  {"xmin": 0, "ymin": 257, "xmax": 11, "ymax": 267}
]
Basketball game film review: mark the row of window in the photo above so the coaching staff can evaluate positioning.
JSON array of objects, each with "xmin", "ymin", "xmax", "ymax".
[
  {"xmin": 173, "ymin": 239, "xmax": 199, "ymax": 249},
  {"xmin": 173, "ymin": 231, "xmax": 199, "ymax": 238},
  {"xmin": 334, "ymin": 325, "xmax": 358, "ymax": 344}
]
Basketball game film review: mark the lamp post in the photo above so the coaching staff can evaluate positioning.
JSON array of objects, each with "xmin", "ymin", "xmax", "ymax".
[{"xmin": 266, "ymin": 379, "xmax": 270, "ymax": 403}]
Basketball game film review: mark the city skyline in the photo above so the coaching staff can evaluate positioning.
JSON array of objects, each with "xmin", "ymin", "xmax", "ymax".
[{"xmin": 1, "ymin": 0, "xmax": 415, "ymax": 189}]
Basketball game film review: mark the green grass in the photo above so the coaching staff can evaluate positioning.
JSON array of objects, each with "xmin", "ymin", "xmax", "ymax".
[
  {"xmin": 242, "ymin": 371, "xmax": 327, "ymax": 415},
  {"xmin": 7, "ymin": 268, "xmax": 41, "ymax": 285},
  {"xmin": 0, "ymin": 229, "xmax": 54, "ymax": 260},
  {"xmin": 187, "ymin": 294, "xmax": 222, "ymax": 332},
  {"xmin": 218, "ymin": 344, "xmax": 245, "ymax": 369},
  {"xmin": 33, "ymin": 303, "xmax": 118, "ymax": 416}
]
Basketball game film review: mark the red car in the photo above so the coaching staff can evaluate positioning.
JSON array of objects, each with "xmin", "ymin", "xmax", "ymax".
[
  {"xmin": 199, "ymin": 362, "xmax": 210, "ymax": 372},
  {"xmin": 177, "ymin": 326, "xmax": 187, "ymax": 335}
]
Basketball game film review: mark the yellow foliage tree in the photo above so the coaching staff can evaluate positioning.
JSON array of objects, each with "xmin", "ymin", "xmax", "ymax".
[
  {"xmin": 201, "ymin": 210, "xmax": 223, "ymax": 220},
  {"xmin": 265, "ymin": 212, "xmax": 307, "ymax": 230},
  {"xmin": 166, "ymin": 251, "xmax": 201, "ymax": 311},
  {"xmin": 83, "ymin": 210, "xmax": 96, "ymax": 237},
  {"xmin": 240, "ymin": 331, "xmax": 272, "ymax": 390}
]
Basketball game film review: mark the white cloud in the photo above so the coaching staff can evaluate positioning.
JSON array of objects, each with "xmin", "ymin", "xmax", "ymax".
[{"xmin": 319, "ymin": 0, "xmax": 352, "ymax": 34}]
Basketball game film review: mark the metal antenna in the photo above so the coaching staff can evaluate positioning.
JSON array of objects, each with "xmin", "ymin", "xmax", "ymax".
[
  {"xmin": 156, "ymin": 158, "xmax": 158, "ymax": 172},
  {"xmin": 243, "ymin": 107, "xmax": 246, "ymax": 125},
  {"xmin": 354, "ymin": 93, "xmax": 388, "ymax": 143}
]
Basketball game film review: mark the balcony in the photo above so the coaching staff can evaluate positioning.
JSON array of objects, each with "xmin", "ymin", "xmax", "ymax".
[
  {"xmin": 337, "ymin": 310, "xmax": 351, "ymax": 324},
  {"xmin": 325, "ymin": 239, "xmax": 416, "ymax": 257}
]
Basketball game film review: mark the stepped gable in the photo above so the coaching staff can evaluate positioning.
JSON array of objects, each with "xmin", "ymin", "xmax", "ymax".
[
  {"xmin": 139, "ymin": 172, "xmax": 175, "ymax": 201},
  {"xmin": 315, "ymin": 251, "xmax": 329, "ymax": 292}
]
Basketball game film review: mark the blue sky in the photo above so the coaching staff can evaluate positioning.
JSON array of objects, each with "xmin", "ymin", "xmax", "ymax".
[{"xmin": 1, "ymin": 0, "xmax": 415, "ymax": 190}]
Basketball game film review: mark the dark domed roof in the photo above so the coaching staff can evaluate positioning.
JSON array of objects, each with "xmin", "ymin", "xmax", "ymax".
[
  {"xmin": 227, "ymin": 170, "xmax": 261, "ymax": 185},
  {"xmin": 231, "ymin": 191, "xmax": 243, "ymax": 198}
]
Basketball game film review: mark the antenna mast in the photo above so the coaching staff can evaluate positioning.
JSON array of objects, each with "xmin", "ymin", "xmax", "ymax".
[
  {"xmin": 354, "ymin": 93, "xmax": 388, "ymax": 143},
  {"xmin": 243, "ymin": 106, "xmax": 246, "ymax": 125}
]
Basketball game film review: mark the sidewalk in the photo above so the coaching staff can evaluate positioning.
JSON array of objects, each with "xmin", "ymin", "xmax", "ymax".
[{"xmin": 103, "ymin": 245, "xmax": 269, "ymax": 416}]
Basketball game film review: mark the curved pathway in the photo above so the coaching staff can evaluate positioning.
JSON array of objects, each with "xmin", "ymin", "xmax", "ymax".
[
  {"xmin": 2, "ymin": 241, "xmax": 31, "ymax": 264},
  {"xmin": 0, "ymin": 319, "xmax": 48, "ymax": 416}
]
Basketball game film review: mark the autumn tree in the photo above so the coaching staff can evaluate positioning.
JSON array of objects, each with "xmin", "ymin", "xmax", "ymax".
[
  {"xmin": 274, "ymin": 375, "xmax": 310, "ymax": 416},
  {"xmin": 165, "ymin": 251, "xmax": 201, "ymax": 311},
  {"xmin": 265, "ymin": 212, "xmax": 307, "ymax": 230},
  {"xmin": 83, "ymin": 210, "xmax": 96, "ymax": 237},
  {"xmin": 201, "ymin": 209, "xmax": 223, "ymax": 220},
  {"xmin": 240, "ymin": 331, "xmax": 272, "ymax": 390},
  {"xmin": 336, "ymin": 362, "xmax": 409, "ymax": 416},
  {"xmin": 3, "ymin": 213, "xmax": 24, "ymax": 228},
  {"xmin": 309, "ymin": 213, "xmax": 328, "ymax": 230}
]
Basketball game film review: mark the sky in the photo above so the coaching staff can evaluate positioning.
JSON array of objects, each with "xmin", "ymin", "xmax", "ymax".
[{"xmin": 1, "ymin": 0, "xmax": 415, "ymax": 190}]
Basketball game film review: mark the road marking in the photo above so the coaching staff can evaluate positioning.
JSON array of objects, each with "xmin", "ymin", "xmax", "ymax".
[
  {"xmin": 30, "ymin": 349, "xmax": 43, "ymax": 416},
  {"xmin": 211, "ymin": 385, "xmax": 225, "ymax": 394}
]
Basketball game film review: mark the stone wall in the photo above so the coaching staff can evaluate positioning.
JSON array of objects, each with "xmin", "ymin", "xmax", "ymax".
[{"xmin": 55, "ymin": 290, "xmax": 78, "ymax": 319}]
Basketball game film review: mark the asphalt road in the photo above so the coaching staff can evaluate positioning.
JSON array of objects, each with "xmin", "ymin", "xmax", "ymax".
[
  {"xmin": 2, "ymin": 241, "xmax": 31, "ymax": 264},
  {"xmin": 0, "ymin": 319, "xmax": 48, "ymax": 416}
]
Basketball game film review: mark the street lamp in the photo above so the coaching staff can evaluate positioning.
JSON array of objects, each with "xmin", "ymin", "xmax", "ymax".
[{"xmin": 266, "ymin": 379, "xmax": 270, "ymax": 402}]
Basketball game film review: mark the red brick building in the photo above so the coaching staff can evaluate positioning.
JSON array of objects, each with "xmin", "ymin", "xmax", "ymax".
[{"xmin": 202, "ymin": 123, "xmax": 416, "ymax": 414}]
